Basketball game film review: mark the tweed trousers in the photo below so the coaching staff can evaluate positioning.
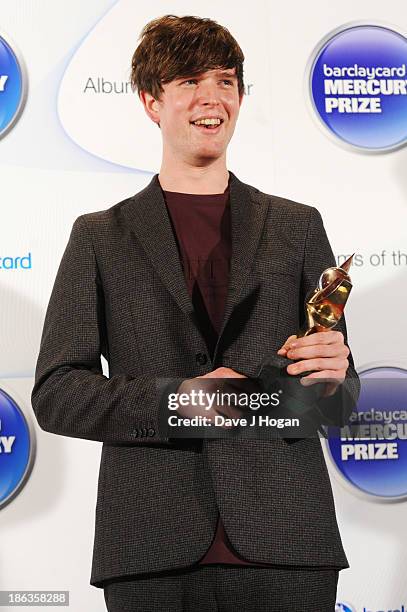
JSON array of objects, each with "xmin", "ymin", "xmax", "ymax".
[{"xmin": 103, "ymin": 565, "xmax": 339, "ymax": 612}]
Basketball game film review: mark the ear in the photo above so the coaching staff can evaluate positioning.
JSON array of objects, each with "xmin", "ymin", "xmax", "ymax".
[{"xmin": 139, "ymin": 90, "xmax": 161, "ymax": 125}]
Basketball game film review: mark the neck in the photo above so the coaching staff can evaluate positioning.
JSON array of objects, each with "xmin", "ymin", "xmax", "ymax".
[{"xmin": 158, "ymin": 154, "xmax": 229, "ymax": 194}]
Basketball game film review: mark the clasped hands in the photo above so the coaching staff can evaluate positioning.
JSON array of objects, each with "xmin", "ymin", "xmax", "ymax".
[{"xmin": 177, "ymin": 330, "xmax": 349, "ymax": 424}]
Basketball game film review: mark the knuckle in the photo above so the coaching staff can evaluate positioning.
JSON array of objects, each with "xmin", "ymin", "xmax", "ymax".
[{"xmin": 294, "ymin": 361, "xmax": 304, "ymax": 373}]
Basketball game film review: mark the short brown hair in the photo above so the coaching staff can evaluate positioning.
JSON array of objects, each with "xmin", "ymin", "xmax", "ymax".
[{"xmin": 131, "ymin": 15, "xmax": 245, "ymax": 99}]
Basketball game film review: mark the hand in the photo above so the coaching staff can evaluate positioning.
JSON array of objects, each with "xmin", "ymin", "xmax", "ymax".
[
  {"xmin": 277, "ymin": 331, "xmax": 350, "ymax": 395},
  {"xmin": 198, "ymin": 366, "xmax": 261, "ymax": 401},
  {"xmin": 177, "ymin": 367, "xmax": 254, "ymax": 425},
  {"xmin": 197, "ymin": 366, "xmax": 246, "ymax": 380}
]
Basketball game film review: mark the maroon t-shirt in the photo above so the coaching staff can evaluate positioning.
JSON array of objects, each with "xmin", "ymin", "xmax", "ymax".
[{"xmin": 163, "ymin": 185, "xmax": 272, "ymax": 566}]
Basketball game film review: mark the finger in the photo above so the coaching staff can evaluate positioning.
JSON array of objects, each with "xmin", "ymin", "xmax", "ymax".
[
  {"xmin": 202, "ymin": 368, "xmax": 245, "ymax": 379},
  {"xmin": 299, "ymin": 376, "xmax": 341, "ymax": 397},
  {"xmin": 277, "ymin": 335, "xmax": 297, "ymax": 355},
  {"xmin": 324, "ymin": 381, "xmax": 341, "ymax": 397},
  {"xmin": 214, "ymin": 406, "xmax": 243, "ymax": 427},
  {"xmin": 286, "ymin": 343, "xmax": 349, "ymax": 361},
  {"xmin": 300, "ymin": 370, "xmax": 345, "ymax": 383},
  {"xmin": 287, "ymin": 358, "xmax": 348, "ymax": 376},
  {"xmin": 217, "ymin": 404, "xmax": 248, "ymax": 418},
  {"xmin": 287, "ymin": 330, "xmax": 344, "ymax": 349},
  {"xmin": 216, "ymin": 367, "xmax": 247, "ymax": 378}
]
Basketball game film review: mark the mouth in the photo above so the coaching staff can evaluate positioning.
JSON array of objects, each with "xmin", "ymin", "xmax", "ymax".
[{"xmin": 190, "ymin": 117, "xmax": 224, "ymax": 133}]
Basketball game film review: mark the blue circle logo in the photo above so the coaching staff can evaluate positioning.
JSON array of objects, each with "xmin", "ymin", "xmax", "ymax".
[
  {"xmin": 335, "ymin": 604, "xmax": 354, "ymax": 612},
  {"xmin": 0, "ymin": 388, "xmax": 35, "ymax": 509},
  {"xmin": 309, "ymin": 24, "xmax": 407, "ymax": 151},
  {"xmin": 327, "ymin": 367, "xmax": 407, "ymax": 500},
  {"xmin": 0, "ymin": 32, "xmax": 27, "ymax": 139}
]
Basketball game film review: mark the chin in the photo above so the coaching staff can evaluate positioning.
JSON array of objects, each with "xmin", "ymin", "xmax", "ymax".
[
  {"xmin": 194, "ymin": 146, "xmax": 225, "ymax": 162},
  {"xmin": 192, "ymin": 154, "xmax": 223, "ymax": 166}
]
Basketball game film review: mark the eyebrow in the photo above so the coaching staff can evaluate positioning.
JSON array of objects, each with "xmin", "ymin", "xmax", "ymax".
[
  {"xmin": 177, "ymin": 70, "xmax": 237, "ymax": 81},
  {"xmin": 215, "ymin": 70, "xmax": 237, "ymax": 79}
]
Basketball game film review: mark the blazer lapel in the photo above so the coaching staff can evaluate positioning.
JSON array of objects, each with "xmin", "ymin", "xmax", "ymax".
[
  {"xmin": 215, "ymin": 172, "xmax": 269, "ymax": 342},
  {"xmin": 124, "ymin": 172, "xmax": 269, "ymax": 358},
  {"xmin": 124, "ymin": 175, "xmax": 195, "ymax": 320}
]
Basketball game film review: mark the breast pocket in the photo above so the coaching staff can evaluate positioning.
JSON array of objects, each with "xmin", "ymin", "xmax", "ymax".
[
  {"xmin": 252, "ymin": 260, "xmax": 303, "ymax": 343},
  {"xmin": 253, "ymin": 259, "xmax": 301, "ymax": 282}
]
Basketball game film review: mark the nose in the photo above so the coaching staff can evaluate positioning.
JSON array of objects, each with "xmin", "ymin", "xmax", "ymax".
[{"xmin": 196, "ymin": 80, "xmax": 220, "ymax": 106}]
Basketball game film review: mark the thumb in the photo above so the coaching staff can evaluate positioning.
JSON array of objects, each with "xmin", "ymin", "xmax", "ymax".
[{"xmin": 277, "ymin": 335, "xmax": 297, "ymax": 355}]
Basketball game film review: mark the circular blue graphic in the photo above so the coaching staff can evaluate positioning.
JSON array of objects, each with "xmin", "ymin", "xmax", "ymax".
[
  {"xmin": 0, "ymin": 388, "xmax": 34, "ymax": 508},
  {"xmin": 0, "ymin": 32, "xmax": 27, "ymax": 138},
  {"xmin": 335, "ymin": 601, "xmax": 355, "ymax": 612},
  {"xmin": 335, "ymin": 604, "xmax": 354, "ymax": 612},
  {"xmin": 327, "ymin": 367, "xmax": 407, "ymax": 500},
  {"xmin": 309, "ymin": 24, "xmax": 407, "ymax": 151}
]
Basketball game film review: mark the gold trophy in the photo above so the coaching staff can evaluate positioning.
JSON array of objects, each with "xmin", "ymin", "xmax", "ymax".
[
  {"xmin": 298, "ymin": 254, "xmax": 354, "ymax": 337},
  {"xmin": 255, "ymin": 254, "xmax": 356, "ymax": 437}
]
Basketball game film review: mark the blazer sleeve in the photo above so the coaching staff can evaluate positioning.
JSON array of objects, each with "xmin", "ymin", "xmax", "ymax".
[
  {"xmin": 31, "ymin": 215, "xmax": 177, "ymax": 445},
  {"xmin": 300, "ymin": 206, "xmax": 360, "ymax": 425}
]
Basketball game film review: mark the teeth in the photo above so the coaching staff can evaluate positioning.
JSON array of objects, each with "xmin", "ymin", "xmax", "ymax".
[{"xmin": 193, "ymin": 118, "xmax": 221, "ymax": 126}]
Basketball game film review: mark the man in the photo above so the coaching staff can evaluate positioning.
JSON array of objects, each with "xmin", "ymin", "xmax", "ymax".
[{"xmin": 32, "ymin": 14, "xmax": 359, "ymax": 612}]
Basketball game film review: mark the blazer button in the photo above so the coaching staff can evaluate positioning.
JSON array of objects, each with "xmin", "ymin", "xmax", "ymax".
[
  {"xmin": 195, "ymin": 352, "xmax": 208, "ymax": 365},
  {"xmin": 147, "ymin": 428, "xmax": 155, "ymax": 437}
]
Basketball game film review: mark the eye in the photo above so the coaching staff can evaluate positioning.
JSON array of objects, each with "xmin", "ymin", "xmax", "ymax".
[
  {"xmin": 221, "ymin": 79, "xmax": 234, "ymax": 86},
  {"xmin": 182, "ymin": 79, "xmax": 198, "ymax": 86}
]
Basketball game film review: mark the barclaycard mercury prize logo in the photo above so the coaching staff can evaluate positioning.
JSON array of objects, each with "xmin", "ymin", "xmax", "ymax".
[
  {"xmin": 0, "ymin": 388, "xmax": 35, "ymax": 509},
  {"xmin": 308, "ymin": 23, "xmax": 407, "ymax": 151},
  {"xmin": 0, "ymin": 31, "xmax": 27, "ymax": 139},
  {"xmin": 327, "ymin": 367, "xmax": 407, "ymax": 500}
]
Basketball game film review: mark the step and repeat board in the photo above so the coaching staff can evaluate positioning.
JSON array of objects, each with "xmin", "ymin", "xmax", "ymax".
[{"xmin": 1, "ymin": 1, "xmax": 407, "ymax": 611}]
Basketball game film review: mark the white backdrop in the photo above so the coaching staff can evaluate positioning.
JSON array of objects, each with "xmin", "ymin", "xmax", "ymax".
[{"xmin": 1, "ymin": 1, "xmax": 407, "ymax": 611}]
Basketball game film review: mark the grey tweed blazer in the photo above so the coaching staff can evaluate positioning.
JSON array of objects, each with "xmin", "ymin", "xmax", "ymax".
[{"xmin": 31, "ymin": 172, "xmax": 359, "ymax": 587}]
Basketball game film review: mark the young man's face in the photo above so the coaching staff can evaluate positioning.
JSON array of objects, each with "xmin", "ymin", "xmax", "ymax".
[{"xmin": 141, "ymin": 67, "xmax": 243, "ymax": 166}]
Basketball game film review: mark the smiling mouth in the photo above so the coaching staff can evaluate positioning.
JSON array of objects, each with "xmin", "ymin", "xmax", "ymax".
[{"xmin": 190, "ymin": 118, "xmax": 224, "ymax": 130}]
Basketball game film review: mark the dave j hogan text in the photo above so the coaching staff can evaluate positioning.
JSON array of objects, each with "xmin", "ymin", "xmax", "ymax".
[{"xmin": 167, "ymin": 414, "xmax": 299, "ymax": 429}]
